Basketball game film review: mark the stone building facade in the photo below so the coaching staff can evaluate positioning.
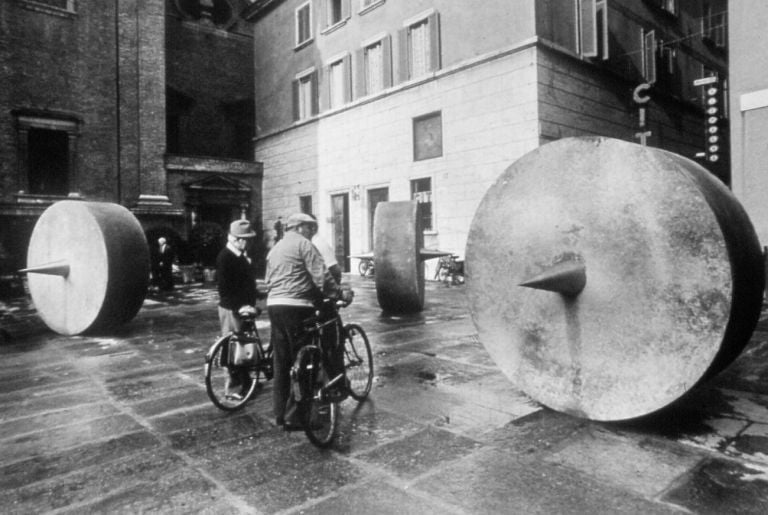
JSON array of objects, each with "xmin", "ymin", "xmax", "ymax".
[
  {"xmin": 244, "ymin": 0, "xmax": 728, "ymax": 276},
  {"xmin": 0, "ymin": 0, "xmax": 262, "ymax": 288},
  {"xmin": 728, "ymin": 1, "xmax": 768, "ymax": 248}
]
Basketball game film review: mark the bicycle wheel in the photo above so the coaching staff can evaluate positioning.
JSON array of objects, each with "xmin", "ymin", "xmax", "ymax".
[
  {"xmin": 296, "ymin": 346, "xmax": 338, "ymax": 448},
  {"xmin": 204, "ymin": 335, "xmax": 257, "ymax": 411},
  {"xmin": 344, "ymin": 323, "xmax": 373, "ymax": 401},
  {"xmin": 358, "ymin": 260, "xmax": 369, "ymax": 276}
]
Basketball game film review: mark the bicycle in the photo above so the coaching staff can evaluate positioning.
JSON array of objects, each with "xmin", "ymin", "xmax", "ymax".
[
  {"xmin": 434, "ymin": 254, "xmax": 465, "ymax": 286},
  {"xmin": 204, "ymin": 305, "xmax": 273, "ymax": 411},
  {"xmin": 291, "ymin": 298, "xmax": 374, "ymax": 448},
  {"xmin": 358, "ymin": 257, "xmax": 375, "ymax": 277}
]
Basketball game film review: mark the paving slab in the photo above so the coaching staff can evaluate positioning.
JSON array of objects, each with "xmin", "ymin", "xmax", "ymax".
[
  {"xmin": 412, "ymin": 447, "xmax": 684, "ymax": 514},
  {"xmin": 662, "ymin": 458, "xmax": 768, "ymax": 514},
  {"xmin": 1, "ymin": 278, "xmax": 768, "ymax": 513}
]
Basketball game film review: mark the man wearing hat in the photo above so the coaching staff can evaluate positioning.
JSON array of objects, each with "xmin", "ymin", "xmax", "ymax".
[
  {"xmin": 216, "ymin": 219, "xmax": 259, "ymax": 399},
  {"xmin": 265, "ymin": 212, "xmax": 353, "ymax": 429}
]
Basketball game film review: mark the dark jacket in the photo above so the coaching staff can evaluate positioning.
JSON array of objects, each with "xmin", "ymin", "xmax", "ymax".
[{"xmin": 216, "ymin": 247, "xmax": 257, "ymax": 311}]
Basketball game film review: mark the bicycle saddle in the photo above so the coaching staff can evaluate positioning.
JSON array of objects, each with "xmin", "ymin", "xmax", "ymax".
[{"xmin": 238, "ymin": 305, "xmax": 261, "ymax": 319}]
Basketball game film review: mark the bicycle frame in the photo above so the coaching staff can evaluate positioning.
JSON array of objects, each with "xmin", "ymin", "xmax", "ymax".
[{"xmin": 303, "ymin": 305, "xmax": 347, "ymax": 396}]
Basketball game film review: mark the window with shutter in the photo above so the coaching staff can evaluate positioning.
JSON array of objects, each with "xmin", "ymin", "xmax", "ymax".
[
  {"xmin": 400, "ymin": 11, "xmax": 441, "ymax": 81},
  {"xmin": 328, "ymin": 55, "xmax": 351, "ymax": 109},
  {"xmin": 23, "ymin": 0, "xmax": 75, "ymax": 12},
  {"xmin": 294, "ymin": 69, "xmax": 318, "ymax": 121},
  {"xmin": 410, "ymin": 178, "xmax": 433, "ymax": 231},
  {"xmin": 642, "ymin": 29, "xmax": 657, "ymax": 84},
  {"xmin": 577, "ymin": 0, "xmax": 608, "ymax": 60},
  {"xmin": 295, "ymin": 2, "xmax": 313, "ymax": 47}
]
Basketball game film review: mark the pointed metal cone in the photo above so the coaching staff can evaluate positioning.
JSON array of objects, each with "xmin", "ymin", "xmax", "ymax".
[
  {"xmin": 519, "ymin": 260, "xmax": 586, "ymax": 297},
  {"xmin": 19, "ymin": 260, "xmax": 70, "ymax": 278}
]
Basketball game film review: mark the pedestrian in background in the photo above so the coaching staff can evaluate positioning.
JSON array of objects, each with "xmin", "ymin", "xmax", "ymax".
[
  {"xmin": 156, "ymin": 237, "xmax": 175, "ymax": 291},
  {"xmin": 273, "ymin": 216, "xmax": 284, "ymax": 244},
  {"xmin": 265, "ymin": 212, "xmax": 352, "ymax": 429},
  {"xmin": 309, "ymin": 214, "xmax": 342, "ymax": 284},
  {"xmin": 216, "ymin": 219, "xmax": 259, "ymax": 400}
]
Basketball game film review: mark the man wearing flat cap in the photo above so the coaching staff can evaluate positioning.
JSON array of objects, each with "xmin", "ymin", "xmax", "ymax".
[
  {"xmin": 216, "ymin": 219, "xmax": 259, "ymax": 399},
  {"xmin": 265, "ymin": 212, "xmax": 353, "ymax": 429}
]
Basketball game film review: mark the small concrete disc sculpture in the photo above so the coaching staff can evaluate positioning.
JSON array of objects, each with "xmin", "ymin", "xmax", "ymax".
[
  {"xmin": 374, "ymin": 201, "xmax": 424, "ymax": 313},
  {"xmin": 466, "ymin": 137, "xmax": 764, "ymax": 421},
  {"xmin": 373, "ymin": 201, "xmax": 452, "ymax": 313},
  {"xmin": 21, "ymin": 200, "xmax": 150, "ymax": 335}
]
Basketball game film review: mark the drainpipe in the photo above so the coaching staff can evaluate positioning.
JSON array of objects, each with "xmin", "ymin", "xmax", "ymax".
[{"xmin": 114, "ymin": 0, "xmax": 122, "ymax": 204}]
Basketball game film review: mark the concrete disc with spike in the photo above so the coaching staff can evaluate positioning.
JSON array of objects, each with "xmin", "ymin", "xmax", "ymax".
[
  {"xmin": 465, "ymin": 137, "xmax": 764, "ymax": 421},
  {"xmin": 23, "ymin": 200, "xmax": 149, "ymax": 335}
]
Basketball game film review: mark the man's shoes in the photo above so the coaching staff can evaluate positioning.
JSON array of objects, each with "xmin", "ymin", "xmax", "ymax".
[{"xmin": 282, "ymin": 420, "xmax": 304, "ymax": 432}]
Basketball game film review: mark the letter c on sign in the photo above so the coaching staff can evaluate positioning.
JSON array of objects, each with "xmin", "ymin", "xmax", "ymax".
[{"xmin": 633, "ymin": 83, "xmax": 651, "ymax": 104}]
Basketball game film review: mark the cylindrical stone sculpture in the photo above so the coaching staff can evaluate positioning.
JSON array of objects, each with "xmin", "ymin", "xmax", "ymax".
[
  {"xmin": 374, "ymin": 201, "xmax": 424, "ymax": 313},
  {"xmin": 23, "ymin": 200, "xmax": 150, "ymax": 335},
  {"xmin": 466, "ymin": 137, "xmax": 764, "ymax": 421}
]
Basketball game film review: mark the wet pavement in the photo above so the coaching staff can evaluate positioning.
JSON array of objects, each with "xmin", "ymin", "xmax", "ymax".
[{"xmin": 1, "ymin": 276, "xmax": 768, "ymax": 514}]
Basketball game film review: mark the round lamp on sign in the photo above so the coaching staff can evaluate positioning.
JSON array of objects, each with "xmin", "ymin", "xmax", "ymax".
[
  {"xmin": 709, "ymin": 145, "xmax": 720, "ymax": 153},
  {"xmin": 708, "ymin": 116, "xmax": 719, "ymax": 124},
  {"xmin": 708, "ymin": 154, "xmax": 720, "ymax": 162},
  {"xmin": 707, "ymin": 87, "xmax": 718, "ymax": 96},
  {"xmin": 709, "ymin": 135, "xmax": 719, "ymax": 144},
  {"xmin": 707, "ymin": 106, "xmax": 718, "ymax": 115},
  {"xmin": 708, "ymin": 126, "xmax": 719, "ymax": 134}
]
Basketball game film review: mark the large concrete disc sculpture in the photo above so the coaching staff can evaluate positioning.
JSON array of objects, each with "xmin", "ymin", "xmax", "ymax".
[
  {"xmin": 21, "ymin": 200, "xmax": 150, "ymax": 335},
  {"xmin": 466, "ymin": 137, "xmax": 764, "ymax": 421}
]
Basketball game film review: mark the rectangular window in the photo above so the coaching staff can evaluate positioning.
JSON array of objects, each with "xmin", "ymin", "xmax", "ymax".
[
  {"xmin": 399, "ymin": 11, "xmax": 440, "ymax": 82},
  {"xmin": 295, "ymin": 2, "xmax": 312, "ymax": 47},
  {"xmin": 366, "ymin": 42, "xmax": 384, "ymax": 94},
  {"xmin": 642, "ymin": 29, "xmax": 657, "ymax": 84},
  {"xmin": 360, "ymin": 0, "xmax": 384, "ymax": 14},
  {"xmin": 14, "ymin": 111, "xmax": 78, "ymax": 198},
  {"xmin": 410, "ymin": 19, "xmax": 430, "ymax": 77},
  {"xmin": 644, "ymin": 0, "xmax": 676, "ymax": 15},
  {"xmin": 327, "ymin": 55, "xmax": 351, "ymax": 109},
  {"xmin": 367, "ymin": 187, "xmax": 389, "ymax": 249},
  {"xmin": 292, "ymin": 69, "xmax": 318, "ymax": 121},
  {"xmin": 361, "ymin": 35, "xmax": 392, "ymax": 96},
  {"xmin": 411, "ymin": 178, "xmax": 433, "ymax": 231},
  {"xmin": 300, "ymin": 195, "xmax": 313, "ymax": 215},
  {"xmin": 702, "ymin": 2, "xmax": 727, "ymax": 49},
  {"xmin": 24, "ymin": 0, "xmax": 75, "ymax": 12},
  {"xmin": 662, "ymin": 0, "xmax": 677, "ymax": 14},
  {"xmin": 323, "ymin": 0, "xmax": 350, "ymax": 30},
  {"xmin": 413, "ymin": 111, "xmax": 442, "ymax": 161},
  {"xmin": 28, "ymin": 128, "xmax": 69, "ymax": 196},
  {"xmin": 577, "ymin": 0, "xmax": 608, "ymax": 60}
]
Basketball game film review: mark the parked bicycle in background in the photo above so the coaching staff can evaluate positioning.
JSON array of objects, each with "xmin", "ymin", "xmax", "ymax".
[{"xmin": 434, "ymin": 254, "xmax": 465, "ymax": 286}]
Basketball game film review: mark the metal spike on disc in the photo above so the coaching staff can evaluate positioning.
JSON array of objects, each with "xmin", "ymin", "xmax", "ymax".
[
  {"xmin": 519, "ymin": 257, "xmax": 586, "ymax": 297},
  {"xmin": 18, "ymin": 260, "xmax": 70, "ymax": 278}
]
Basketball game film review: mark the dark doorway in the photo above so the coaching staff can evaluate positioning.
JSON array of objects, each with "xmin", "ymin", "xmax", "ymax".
[
  {"xmin": 28, "ymin": 128, "xmax": 69, "ymax": 195},
  {"xmin": 367, "ymin": 187, "xmax": 389, "ymax": 250},
  {"xmin": 331, "ymin": 193, "xmax": 350, "ymax": 272},
  {"xmin": 198, "ymin": 204, "xmax": 234, "ymax": 231}
]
